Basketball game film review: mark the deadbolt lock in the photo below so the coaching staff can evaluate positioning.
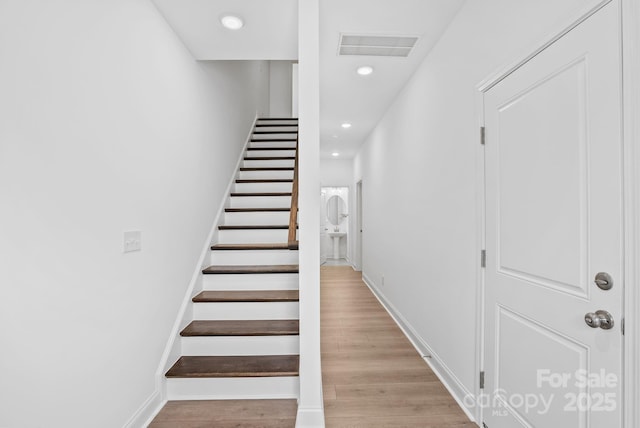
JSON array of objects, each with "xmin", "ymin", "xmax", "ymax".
[{"xmin": 594, "ymin": 272, "xmax": 613, "ymax": 290}]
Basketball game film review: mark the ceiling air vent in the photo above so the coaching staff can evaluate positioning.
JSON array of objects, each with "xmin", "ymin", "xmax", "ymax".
[{"xmin": 338, "ymin": 34, "xmax": 418, "ymax": 57}]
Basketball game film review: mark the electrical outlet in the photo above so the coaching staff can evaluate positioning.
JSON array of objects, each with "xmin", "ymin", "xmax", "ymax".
[{"xmin": 123, "ymin": 231, "xmax": 141, "ymax": 253}]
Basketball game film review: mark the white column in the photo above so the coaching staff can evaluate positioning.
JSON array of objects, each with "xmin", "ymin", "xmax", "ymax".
[{"xmin": 296, "ymin": 0, "xmax": 324, "ymax": 426}]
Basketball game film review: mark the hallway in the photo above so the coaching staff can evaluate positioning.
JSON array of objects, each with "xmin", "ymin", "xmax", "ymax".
[{"xmin": 321, "ymin": 266, "xmax": 475, "ymax": 427}]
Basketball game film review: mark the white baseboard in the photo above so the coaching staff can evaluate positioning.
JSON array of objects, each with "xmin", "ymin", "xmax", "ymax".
[
  {"xmin": 295, "ymin": 407, "xmax": 325, "ymax": 428},
  {"xmin": 361, "ymin": 272, "xmax": 477, "ymax": 424},
  {"xmin": 122, "ymin": 388, "xmax": 165, "ymax": 428}
]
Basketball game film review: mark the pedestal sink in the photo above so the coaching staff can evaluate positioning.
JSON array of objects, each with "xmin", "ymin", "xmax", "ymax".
[{"xmin": 328, "ymin": 232, "xmax": 346, "ymax": 259}]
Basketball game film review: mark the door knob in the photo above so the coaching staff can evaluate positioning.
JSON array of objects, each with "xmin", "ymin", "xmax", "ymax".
[{"xmin": 584, "ymin": 310, "xmax": 614, "ymax": 330}]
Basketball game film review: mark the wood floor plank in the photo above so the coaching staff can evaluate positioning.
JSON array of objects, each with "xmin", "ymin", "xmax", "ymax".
[
  {"xmin": 149, "ymin": 399, "xmax": 297, "ymax": 427},
  {"xmin": 325, "ymin": 416, "xmax": 477, "ymax": 428},
  {"xmin": 320, "ymin": 265, "xmax": 474, "ymax": 427}
]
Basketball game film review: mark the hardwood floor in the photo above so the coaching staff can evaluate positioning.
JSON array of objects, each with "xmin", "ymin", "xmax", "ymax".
[
  {"xmin": 148, "ymin": 399, "xmax": 297, "ymax": 428},
  {"xmin": 321, "ymin": 265, "xmax": 477, "ymax": 428}
]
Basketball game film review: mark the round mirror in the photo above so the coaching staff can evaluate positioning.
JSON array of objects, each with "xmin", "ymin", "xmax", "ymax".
[{"xmin": 326, "ymin": 195, "xmax": 346, "ymax": 226}]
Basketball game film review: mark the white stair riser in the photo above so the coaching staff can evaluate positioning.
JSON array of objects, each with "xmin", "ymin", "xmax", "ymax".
[
  {"xmin": 238, "ymin": 170, "xmax": 293, "ymax": 180},
  {"xmin": 243, "ymin": 159, "xmax": 294, "ymax": 168},
  {"xmin": 252, "ymin": 134, "xmax": 297, "ymax": 141},
  {"xmin": 209, "ymin": 250, "xmax": 298, "ymax": 266},
  {"xmin": 249, "ymin": 142, "xmax": 297, "ymax": 149},
  {"xmin": 217, "ymin": 228, "xmax": 288, "ymax": 244},
  {"xmin": 202, "ymin": 273, "xmax": 299, "ymax": 290},
  {"xmin": 254, "ymin": 126, "xmax": 298, "ymax": 132},
  {"xmin": 229, "ymin": 196, "xmax": 291, "ymax": 208},
  {"xmin": 246, "ymin": 149, "xmax": 296, "ymax": 157},
  {"xmin": 223, "ymin": 211, "xmax": 290, "ymax": 225},
  {"xmin": 256, "ymin": 120, "xmax": 297, "ymax": 125},
  {"xmin": 193, "ymin": 302, "xmax": 299, "ymax": 320},
  {"xmin": 181, "ymin": 336, "xmax": 299, "ymax": 356},
  {"xmin": 166, "ymin": 377, "xmax": 299, "ymax": 401},
  {"xmin": 234, "ymin": 182, "xmax": 292, "ymax": 193}
]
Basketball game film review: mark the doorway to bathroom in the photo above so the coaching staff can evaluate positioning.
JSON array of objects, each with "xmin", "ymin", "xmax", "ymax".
[{"xmin": 320, "ymin": 187, "xmax": 349, "ymax": 266}]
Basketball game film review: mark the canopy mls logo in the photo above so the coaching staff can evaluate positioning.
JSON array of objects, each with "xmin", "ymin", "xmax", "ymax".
[{"xmin": 465, "ymin": 369, "xmax": 618, "ymax": 416}]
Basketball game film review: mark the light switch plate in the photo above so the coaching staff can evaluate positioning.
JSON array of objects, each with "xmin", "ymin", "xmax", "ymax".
[{"xmin": 123, "ymin": 231, "xmax": 141, "ymax": 253}]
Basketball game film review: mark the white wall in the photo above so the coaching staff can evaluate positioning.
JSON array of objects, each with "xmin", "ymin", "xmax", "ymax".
[
  {"xmin": 269, "ymin": 61, "xmax": 294, "ymax": 117},
  {"xmin": 353, "ymin": 0, "xmax": 588, "ymax": 412},
  {"xmin": 320, "ymin": 158, "xmax": 353, "ymax": 187},
  {"xmin": 0, "ymin": 1, "xmax": 269, "ymax": 427}
]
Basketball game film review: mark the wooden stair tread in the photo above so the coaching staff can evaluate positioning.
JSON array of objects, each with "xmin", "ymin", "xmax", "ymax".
[
  {"xmin": 256, "ymin": 121, "xmax": 298, "ymax": 124},
  {"xmin": 202, "ymin": 265, "xmax": 299, "ymax": 275},
  {"xmin": 193, "ymin": 290, "xmax": 299, "ymax": 302},
  {"xmin": 218, "ymin": 225, "xmax": 291, "ymax": 230},
  {"xmin": 165, "ymin": 355, "xmax": 299, "ymax": 378},
  {"xmin": 258, "ymin": 118, "xmax": 298, "ymax": 121},
  {"xmin": 230, "ymin": 192, "xmax": 292, "ymax": 197},
  {"xmin": 211, "ymin": 243, "xmax": 291, "ymax": 250},
  {"xmin": 225, "ymin": 208, "xmax": 291, "ymax": 212},
  {"xmin": 181, "ymin": 320, "xmax": 299, "ymax": 337},
  {"xmin": 239, "ymin": 167, "xmax": 294, "ymax": 171},
  {"xmin": 236, "ymin": 179, "xmax": 293, "ymax": 183},
  {"xmin": 246, "ymin": 147, "xmax": 296, "ymax": 151},
  {"xmin": 244, "ymin": 156, "xmax": 295, "ymax": 161},
  {"xmin": 251, "ymin": 139, "xmax": 297, "ymax": 142},
  {"xmin": 253, "ymin": 131, "xmax": 298, "ymax": 134}
]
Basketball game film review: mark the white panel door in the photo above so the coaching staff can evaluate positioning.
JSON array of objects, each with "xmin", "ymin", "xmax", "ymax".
[{"xmin": 483, "ymin": 3, "xmax": 623, "ymax": 427}]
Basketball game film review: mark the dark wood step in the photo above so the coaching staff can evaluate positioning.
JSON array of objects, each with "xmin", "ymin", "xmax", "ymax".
[
  {"xmin": 255, "ymin": 123, "xmax": 298, "ymax": 127},
  {"xmin": 251, "ymin": 138, "xmax": 297, "ymax": 142},
  {"xmin": 193, "ymin": 290, "xmax": 299, "ymax": 302},
  {"xmin": 230, "ymin": 192, "xmax": 292, "ymax": 197},
  {"xmin": 258, "ymin": 118, "xmax": 298, "ymax": 121},
  {"xmin": 212, "ymin": 243, "xmax": 291, "ymax": 250},
  {"xmin": 165, "ymin": 355, "xmax": 299, "ymax": 378},
  {"xmin": 218, "ymin": 225, "xmax": 289, "ymax": 230},
  {"xmin": 202, "ymin": 265, "xmax": 299, "ymax": 275},
  {"xmin": 180, "ymin": 320, "xmax": 299, "ymax": 337},
  {"xmin": 239, "ymin": 167, "xmax": 294, "ymax": 172},
  {"xmin": 225, "ymin": 208, "xmax": 290, "ymax": 213},
  {"xmin": 253, "ymin": 131, "xmax": 298, "ymax": 134},
  {"xmin": 247, "ymin": 147, "xmax": 296, "ymax": 151},
  {"xmin": 236, "ymin": 179, "xmax": 293, "ymax": 184},
  {"xmin": 244, "ymin": 156, "xmax": 295, "ymax": 161}
]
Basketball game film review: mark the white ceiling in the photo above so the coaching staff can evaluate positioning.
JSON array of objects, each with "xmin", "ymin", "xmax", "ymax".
[
  {"xmin": 151, "ymin": 0, "xmax": 298, "ymax": 60},
  {"xmin": 151, "ymin": 0, "xmax": 466, "ymax": 158}
]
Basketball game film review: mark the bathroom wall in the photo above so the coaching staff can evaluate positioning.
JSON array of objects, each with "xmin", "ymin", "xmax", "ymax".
[
  {"xmin": 320, "ymin": 158, "xmax": 353, "ymax": 262},
  {"xmin": 321, "ymin": 187, "xmax": 349, "ymax": 260}
]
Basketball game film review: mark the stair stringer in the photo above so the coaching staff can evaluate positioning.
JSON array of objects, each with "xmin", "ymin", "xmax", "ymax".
[{"xmin": 128, "ymin": 115, "xmax": 259, "ymax": 428}]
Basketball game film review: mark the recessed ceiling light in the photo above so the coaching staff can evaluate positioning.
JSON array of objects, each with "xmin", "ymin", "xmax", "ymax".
[
  {"xmin": 356, "ymin": 66, "xmax": 374, "ymax": 76},
  {"xmin": 221, "ymin": 15, "xmax": 244, "ymax": 30},
  {"xmin": 332, "ymin": 152, "xmax": 340, "ymax": 157},
  {"xmin": 341, "ymin": 122, "xmax": 352, "ymax": 129}
]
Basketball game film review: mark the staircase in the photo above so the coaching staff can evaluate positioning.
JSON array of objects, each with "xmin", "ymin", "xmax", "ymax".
[{"xmin": 165, "ymin": 117, "xmax": 300, "ymax": 401}]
